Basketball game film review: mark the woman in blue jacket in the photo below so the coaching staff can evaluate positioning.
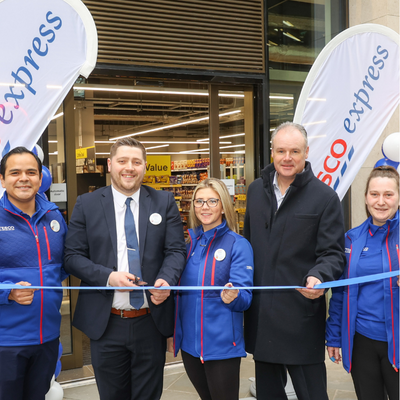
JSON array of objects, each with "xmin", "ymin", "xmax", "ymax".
[
  {"xmin": 326, "ymin": 166, "xmax": 399, "ymax": 400},
  {"xmin": 174, "ymin": 178, "xmax": 254, "ymax": 400}
]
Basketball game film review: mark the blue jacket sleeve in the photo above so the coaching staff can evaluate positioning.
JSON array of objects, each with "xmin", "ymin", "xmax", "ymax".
[
  {"xmin": 325, "ymin": 235, "xmax": 349, "ymax": 348},
  {"xmin": 222, "ymin": 236, "xmax": 254, "ymax": 312},
  {"xmin": 0, "ymin": 282, "xmax": 14, "ymax": 305}
]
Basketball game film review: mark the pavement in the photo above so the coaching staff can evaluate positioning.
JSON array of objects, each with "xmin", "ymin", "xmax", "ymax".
[{"xmin": 59, "ymin": 353, "xmax": 357, "ymax": 400}]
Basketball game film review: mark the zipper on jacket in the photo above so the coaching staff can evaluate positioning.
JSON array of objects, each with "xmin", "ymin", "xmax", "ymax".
[
  {"xmin": 5, "ymin": 209, "xmax": 45, "ymax": 344},
  {"xmin": 35, "ymin": 226, "xmax": 44, "ymax": 345},
  {"xmin": 43, "ymin": 226, "xmax": 51, "ymax": 260},
  {"xmin": 347, "ymin": 241, "xmax": 353, "ymax": 372},
  {"xmin": 385, "ymin": 226, "xmax": 397, "ymax": 371},
  {"xmin": 231, "ymin": 314, "xmax": 236, "ymax": 347}
]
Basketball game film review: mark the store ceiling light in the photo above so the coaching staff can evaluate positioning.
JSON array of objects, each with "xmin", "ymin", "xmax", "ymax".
[
  {"xmin": 303, "ymin": 120, "xmax": 326, "ymax": 126},
  {"xmin": 112, "ymin": 109, "xmax": 242, "ymax": 141},
  {"xmin": 50, "ymin": 112, "xmax": 64, "ymax": 121},
  {"xmin": 0, "ymin": 82, "xmax": 25, "ymax": 87},
  {"xmin": 73, "ymin": 84, "xmax": 244, "ymax": 98},
  {"xmin": 180, "ymin": 143, "xmax": 245, "ymax": 154},
  {"xmin": 270, "ymin": 95, "xmax": 294, "ymax": 100},
  {"xmin": 283, "ymin": 20, "xmax": 294, "ymax": 27},
  {"xmin": 196, "ymin": 133, "xmax": 245, "ymax": 142},
  {"xmin": 283, "ymin": 32, "xmax": 301, "ymax": 42},
  {"xmin": 145, "ymin": 144, "xmax": 169, "ymax": 150},
  {"xmin": 95, "ymin": 140, "xmax": 232, "ymax": 145}
]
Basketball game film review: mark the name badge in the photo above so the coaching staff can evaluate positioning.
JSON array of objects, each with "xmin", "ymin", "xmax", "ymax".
[
  {"xmin": 149, "ymin": 213, "xmax": 162, "ymax": 225},
  {"xmin": 214, "ymin": 248, "xmax": 226, "ymax": 261},
  {"xmin": 50, "ymin": 220, "xmax": 60, "ymax": 232}
]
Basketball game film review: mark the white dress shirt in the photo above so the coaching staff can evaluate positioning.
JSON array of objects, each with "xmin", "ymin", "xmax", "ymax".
[{"xmin": 111, "ymin": 185, "xmax": 149, "ymax": 310}]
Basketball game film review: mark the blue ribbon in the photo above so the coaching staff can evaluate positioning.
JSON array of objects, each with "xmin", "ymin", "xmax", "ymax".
[{"xmin": 0, "ymin": 270, "xmax": 398, "ymax": 291}]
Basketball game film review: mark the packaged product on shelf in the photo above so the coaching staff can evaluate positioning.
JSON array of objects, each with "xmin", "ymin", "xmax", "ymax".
[
  {"xmin": 199, "ymin": 172, "xmax": 208, "ymax": 181},
  {"xmin": 143, "ymin": 175, "xmax": 156, "ymax": 184},
  {"xmin": 156, "ymin": 175, "xmax": 169, "ymax": 184}
]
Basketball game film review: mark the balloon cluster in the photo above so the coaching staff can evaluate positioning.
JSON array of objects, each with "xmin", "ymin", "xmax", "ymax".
[
  {"xmin": 32, "ymin": 145, "xmax": 52, "ymax": 193},
  {"xmin": 375, "ymin": 132, "xmax": 400, "ymax": 171}
]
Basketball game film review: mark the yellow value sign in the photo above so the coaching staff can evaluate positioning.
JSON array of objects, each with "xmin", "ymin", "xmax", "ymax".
[
  {"xmin": 76, "ymin": 146, "xmax": 94, "ymax": 159},
  {"xmin": 145, "ymin": 156, "xmax": 171, "ymax": 176}
]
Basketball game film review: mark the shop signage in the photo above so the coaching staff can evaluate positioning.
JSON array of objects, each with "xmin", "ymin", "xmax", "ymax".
[
  {"xmin": 76, "ymin": 146, "xmax": 95, "ymax": 173},
  {"xmin": 0, "ymin": 0, "xmax": 97, "ymax": 166},
  {"xmin": 50, "ymin": 183, "xmax": 67, "ymax": 202},
  {"xmin": 145, "ymin": 156, "xmax": 171, "ymax": 176},
  {"xmin": 294, "ymin": 24, "xmax": 400, "ymax": 200}
]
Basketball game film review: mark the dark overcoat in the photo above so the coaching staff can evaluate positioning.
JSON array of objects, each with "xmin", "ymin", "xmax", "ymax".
[{"xmin": 244, "ymin": 161, "xmax": 345, "ymax": 364}]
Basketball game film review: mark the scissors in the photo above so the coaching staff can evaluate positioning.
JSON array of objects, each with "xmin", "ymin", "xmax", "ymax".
[{"xmin": 132, "ymin": 276, "xmax": 147, "ymax": 286}]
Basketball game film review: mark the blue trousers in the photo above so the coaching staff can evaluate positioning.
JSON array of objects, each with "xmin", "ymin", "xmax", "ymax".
[{"xmin": 0, "ymin": 338, "xmax": 59, "ymax": 400}]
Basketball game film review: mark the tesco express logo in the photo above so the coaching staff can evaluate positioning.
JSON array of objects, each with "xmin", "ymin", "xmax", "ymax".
[
  {"xmin": 317, "ymin": 45, "xmax": 389, "ymax": 191},
  {"xmin": 317, "ymin": 140, "xmax": 354, "ymax": 191}
]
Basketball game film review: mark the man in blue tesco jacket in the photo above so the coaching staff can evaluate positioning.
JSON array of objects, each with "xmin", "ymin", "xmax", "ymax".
[{"xmin": 0, "ymin": 147, "xmax": 68, "ymax": 400}]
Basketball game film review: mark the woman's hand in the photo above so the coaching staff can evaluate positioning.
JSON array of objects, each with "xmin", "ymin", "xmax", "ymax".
[
  {"xmin": 327, "ymin": 346, "xmax": 342, "ymax": 364},
  {"xmin": 221, "ymin": 282, "xmax": 239, "ymax": 304},
  {"xmin": 8, "ymin": 282, "xmax": 36, "ymax": 305}
]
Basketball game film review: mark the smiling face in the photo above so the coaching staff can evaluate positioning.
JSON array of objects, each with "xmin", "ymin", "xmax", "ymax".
[
  {"xmin": 365, "ymin": 177, "xmax": 399, "ymax": 226},
  {"xmin": 271, "ymin": 126, "xmax": 309, "ymax": 185},
  {"xmin": 107, "ymin": 145, "xmax": 146, "ymax": 196},
  {"xmin": 194, "ymin": 187, "xmax": 223, "ymax": 231},
  {"xmin": 0, "ymin": 153, "xmax": 42, "ymax": 211}
]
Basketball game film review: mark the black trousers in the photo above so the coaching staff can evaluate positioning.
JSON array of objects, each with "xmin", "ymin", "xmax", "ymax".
[
  {"xmin": 0, "ymin": 337, "xmax": 59, "ymax": 400},
  {"xmin": 181, "ymin": 350, "xmax": 241, "ymax": 400},
  {"xmin": 255, "ymin": 360, "xmax": 328, "ymax": 400},
  {"xmin": 90, "ymin": 313, "xmax": 166, "ymax": 400},
  {"xmin": 351, "ymin": 332, "xmax": 399, "ymax": 400}
]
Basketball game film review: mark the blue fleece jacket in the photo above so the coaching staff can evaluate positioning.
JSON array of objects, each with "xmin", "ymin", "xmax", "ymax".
[
  {"xmin": 326, "ymin": 211, "xmax": 399, "ymax": 372},
  {"xmin": 174, "ymin": 221, "xmax": 254, "ymax": 361},
  {"xmin": 0, "ymin": 193, "xmax": 68, "ymax": 346}
]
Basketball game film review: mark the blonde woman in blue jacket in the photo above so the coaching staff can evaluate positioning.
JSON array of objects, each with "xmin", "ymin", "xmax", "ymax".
[
  {"xmin": 326, "ymin": 166, "xmax": 399, "ymax": 400},
  {"xmin": 174, "ymin": 178, "xmax": 254, "ymax": 400}
]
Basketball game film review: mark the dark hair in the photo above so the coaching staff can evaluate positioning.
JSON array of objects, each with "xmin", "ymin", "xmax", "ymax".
[
  {"xmin": 365, "ymin": 165, "xmax": 399, "ymax": 217},
  {"xmin": 110, "ymin": 138, "xmax": 146, "ymax": 161},
  {"xmin": 0, "ymin": 146, "xmax": 42, "ymax": 177}
]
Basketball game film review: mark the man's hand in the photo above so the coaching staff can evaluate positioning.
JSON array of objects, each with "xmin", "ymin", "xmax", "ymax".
[
  {"xmin": 327, "ymin": 346, "xmax": 342, "ymax": 364},
  {"xmin": 8, "ymin": 281, "xmax": 36, "ymax": 305},
  {"xmin": 221, "ymin": 282, "xmax": 239, "ymax": 304},
  {"xmin": 149, "ymin": 279, "xmax": 170, "ymax": 305},
  {"xmin": 109, "ymin": 271, "xmax": 140, "ymax": 292},
  {"xmin": 297, "ymin": 276, "xmax": 325, "ymax": 299}
]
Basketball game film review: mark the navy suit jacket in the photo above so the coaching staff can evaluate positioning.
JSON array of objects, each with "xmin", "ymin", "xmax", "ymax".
[{"xmin": 64, "ymin": 185, "xmax": 186, "ymax": 340}]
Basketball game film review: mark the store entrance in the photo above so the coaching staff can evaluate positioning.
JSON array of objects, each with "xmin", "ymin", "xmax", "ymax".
[{"xmin": 59, "ymin": 77, "xmax": 255, "ymax": 370}]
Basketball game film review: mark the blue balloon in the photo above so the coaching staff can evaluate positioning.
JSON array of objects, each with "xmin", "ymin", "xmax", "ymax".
[
  {"xmin": 374, "ymin": 158, "xmax": 399, "ymax": 169},
  {"xmin": 39, "ymin": 166, "xmax": 52, "ymax": 193},
  {"xmin": 54, "ymin": 342, "xmax": 63, "ymax": 378}
]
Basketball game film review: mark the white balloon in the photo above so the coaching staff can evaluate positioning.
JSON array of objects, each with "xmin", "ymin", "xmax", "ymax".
[
  {"xmin": 382, "ymin": 132, "xmax": 400, "ymax": 162},
  {"xmin": 34, "ymin": 145, "xmax": 44, "ymax": 163},
  {"xmin": 45, "ymin": 377, "xmax": 64, "ymax": 400}
]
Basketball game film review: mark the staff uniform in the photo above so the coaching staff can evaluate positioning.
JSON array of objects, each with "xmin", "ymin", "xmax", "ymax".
[
  {"xmin": 326, "ymin": 211, "xmax": 399, "ymax": 399},
  {"xmin": 0, "ymin": 192, "xmax": 68, "ymax": 399},
  {"xmin": 174, "ymin": 220, "xmax": 253, "ymax": 399}
]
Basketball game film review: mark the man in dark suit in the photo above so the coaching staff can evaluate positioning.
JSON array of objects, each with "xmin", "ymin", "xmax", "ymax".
[{"xmin": 64, "ymin": 138, "xmax": 186, "ymax": 400}]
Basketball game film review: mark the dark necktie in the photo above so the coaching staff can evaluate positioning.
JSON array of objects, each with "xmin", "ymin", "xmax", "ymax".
[{"xmin": 125, "ymin": 197, "xmax": 144, "ymax": 309}]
